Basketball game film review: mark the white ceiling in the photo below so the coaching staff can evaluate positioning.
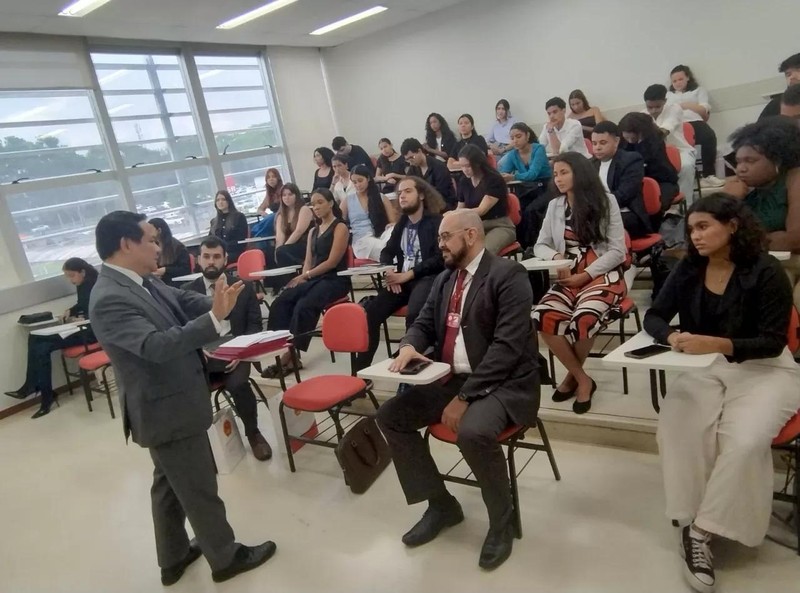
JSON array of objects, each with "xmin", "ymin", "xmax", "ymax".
[{"xmin": 0, "ymin": 0, "xmax": 469, "ymax": 47}]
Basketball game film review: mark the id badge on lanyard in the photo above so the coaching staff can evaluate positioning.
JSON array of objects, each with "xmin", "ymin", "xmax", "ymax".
[{"xmin": 446, "ymin": 312, "xmax": 461, "ymax": 328}]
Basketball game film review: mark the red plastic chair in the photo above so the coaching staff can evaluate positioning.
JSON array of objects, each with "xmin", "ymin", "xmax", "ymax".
[
  {"xmin": 682, "ymin": 122, "xmax": 696, "ymax": 147},
  {"xmin": 487, "ymin": 152, "xmax": 497, "ymax": 169},
  {"xmin": 60, "ymin": 329, "xmax": 101, "ymax": 395},
  {"xmin": 498, "ymin": 193, "xmax": 523, "ymax": 260},
  {"xmin": 630, "ymin": 178, "xmax": 666, "ymax": 254},
  {"xmin": 584, "ymin": 138, "xmax": 594, "ymax": 156},
  {"xmin": 279, "ymin": 303, "xmax": 379, "ymax": 473},
  {"xmin": 680, "ymin": 123, "xmax": 704, "ymax": 197},
  {"xmin": 425, "ymin": 419, "xmax": 560, "ymax": 538},
  {"xmin": 665, "ymin": 145, "xmax": 688, "ymax": 213},
  {"xmin": 78, "ymin": 350, "xmax": 115, "ymax": 418}
]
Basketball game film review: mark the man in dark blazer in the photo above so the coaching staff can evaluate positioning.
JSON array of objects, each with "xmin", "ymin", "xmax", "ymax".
[
  {"xmin": 185, "ymin": 237, "xmax": 271, "ymax": 461},
  {"xmin": 401, "ymin": 137, "xmax": 457, "ymax": 208},
  {"xmin": 591, "ymin": 120, "xmax": 649, "ymax": 238},
  {"xmin": 376, "ymin": 209, "xmax": 540, "ymax": 571},
  {"xmin": 354, "ymin": 177, "xmax": 445, "ymax": 371},
  {"xmin": 89, "ymin": 212, "xmax": 276, "ymax": 586}
]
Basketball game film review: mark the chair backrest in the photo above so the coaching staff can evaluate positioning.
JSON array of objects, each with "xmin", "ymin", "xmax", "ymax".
[
  {"xmin": 487, "ymin": 152, "xmax": 497, "ymax": 169},
  {"xmin": 346, "ymin": 245, "xmax": 355, "ymax": 268},
  {"xmin": 665, "ymin": 144, "xmax": 681, "ymax": 173},
  {"xmin": 641, "ymin": 177, "xmax": 662, "ymax": 216},
  {"xmin": 788, "ymin": 306, "xmax": 800, "ymax": 352},
  {"xmin": 189, "ymin": 253, "xmax": 196, "ymax": 272},
  {"xmin": 236, "ymin": 249, "xmax": 266, "ymax": 280},
  {"xmin": 506, "ymin": 193, "xmax": 522, "ymax": 226},
  {"xmin": 682, "ymin": 122, "xmax": 696, "ymax": 147},
  {"xmin": 584, "ymin": 138, "xmax": 594, "ymax": 156},
  {"xmin": 370, "ymin": 155, "xmax": 379, "ymax": 169},
  {"xmin": 322, "ymin": 303, "xmax": 369, "ymax": 353}
]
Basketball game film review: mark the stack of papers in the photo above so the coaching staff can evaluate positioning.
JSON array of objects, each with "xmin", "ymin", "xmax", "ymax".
[{"xmin": 211, "ymin": 330, "xmax": 292, "ymax": 361}]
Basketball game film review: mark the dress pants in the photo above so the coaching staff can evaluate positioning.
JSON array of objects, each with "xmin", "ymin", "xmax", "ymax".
[
  {"xmin": 620, "ymin": 211, "xmax": 651, "ymax": 239},
  {"xmin": 354, "ymin": 276, "xmax": 435, "ymax": 372},
  {"xmin": 207, "ymin": 359, "xmax": 259, "ymax": 437},
  {"xmin": 25, "ymin": 331, "xmax": 93, "ymax": 407},
  {"xmin": 267, "ymin": 276, "xmax": 350, "ymax": 351},
  {"xmin": 657, "ymin": 349, "xmax": 800, "ymax": 546},
  {"xmin": 275, "ymin": 242, "xmax": 307, "ymax": 267},
  {"xmin": 482, "ymin": 216, "xmax": 517, "ymax": 255},
  {"xmin": 149, "ymin": 433, "xmax": 238, "ymax": 571},
  {"xmin": 688, "ymin": 121, "xmax": 718, "ymax": 177},
  {"xmin": 377, "ymin": 376, "xmax": 514, "ymax": 528}
]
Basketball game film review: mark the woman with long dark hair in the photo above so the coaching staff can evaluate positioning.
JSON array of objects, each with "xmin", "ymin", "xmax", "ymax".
[
  {"xmin": 209, "ymin": 190, "xmax": 248, "ymax": 263},
  {"xmin": 448, "ymin": 113, "xmax": 489, "ymax": 167},
  {"xmin": 340, "ymin": 163, "xmax": 398, "ymax": 260},
  {"xmin": 257, "ymin": 168, "xmax": 284, "ymax": 215},
  {"xmin": 423, "ymin": 112, "xmax": 457, "ymax": 162},
  {"xmin": 274, "ymin": 183, "xmax": 314, "ymax": 267},
  {"xmin": 374, "ymin": 138, "xmax": 406, "ymax": 195},
  {"xmin": 567, "ymin": 89, "xmax": 605, "ymax": 138},
  {"xmin": 5, "ymin": 258, "xmax": 99, "ymax": 418},
  {"xmin": 533, "ymin": 152, "xmax": 627, "ymax": 414},
  {"xmin": 148, "ymin": 217, "xmax": 190, "ymax": 286},
  {"xmin": 456, "ymin": 143, "xmax": 516, "ymax": 254},
  {"xmin": 312, "ymin": 147, "xmax": 335, "ymax": 190},
  {"xmin": 644, "ymin": 194, "xmax": 800, "ymax": 593}
]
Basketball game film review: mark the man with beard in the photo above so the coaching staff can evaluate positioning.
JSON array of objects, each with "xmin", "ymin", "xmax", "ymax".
[
  {"xmin": 354, "ymin": 177, "xmax": 446, "ymax": 372},
  {"xmin": 376, "ymin": 209, "xmax": 540, "ymax": 571},
  {"xmin": 185, "ymin": 237, "xmax": 272, "ymax": 461}
]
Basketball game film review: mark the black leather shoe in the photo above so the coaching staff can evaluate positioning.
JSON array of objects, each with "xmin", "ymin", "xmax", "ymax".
[
  {"xmin": 572, "ymin": 379, "xmax": 597, "ymax": 415},
  {"xmin": 4, "ymin": 385, "xmax": 36, "ymax": 399},
  {"xmin": 211, "ymin": 541, "xmax": 277, "ymax": 583},
  {"xmin": 401, "ymin": 499, "xmax": 464, "ymax": 547},
  {"xmin": 161, "ymin": 539, "xmax": 202, "ymax": 586},
  {"xmin": 479, "ymin": 522, "xmax": 514, "ymax": 570},
  {"xmin": 31, "ymin": 406, "xmax": 51, "ymax": 419}
]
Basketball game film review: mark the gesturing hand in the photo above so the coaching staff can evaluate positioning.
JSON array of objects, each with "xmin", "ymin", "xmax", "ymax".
[{"xmin": 211, "ymin": 274, "xmax": 245, "ymax": 321}]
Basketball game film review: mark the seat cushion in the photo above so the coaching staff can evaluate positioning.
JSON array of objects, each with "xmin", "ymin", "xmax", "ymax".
[
  {"xmin": 498, "ymin": 242, "xmax": 521, "ymax": 257},
  {"xmin": 773, "ymin": 412, "xmax": 800, "ymax": 445},
  {"xmin": 630, "ymin": 234, "xmax": 662, "ymax": 252},
  {"xmin": 63, "ymin": 342, "xmax": 101, "ymax": 359},
  {"xmin": 392, "ymin": 306, "xmax": 409, "ymax": 317},
  {"xmin": 428, "ymin": 422, "xmax": 525, "ymax": 444},
  {"xmin": 78, "ymin": 350, "xmax": 110, "ymax": 371},
  {"xmin": 282, "ymin": 375, "xmax": 367, "ymax": 411}
]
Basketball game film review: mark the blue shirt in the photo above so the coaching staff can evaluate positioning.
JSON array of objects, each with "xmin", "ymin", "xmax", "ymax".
[
  {"xmin": 498, "ymin": 144, "xmax": 551, "ymax": 182},
  {"xmin": 485, "ymin": 116, "xmax": 517, "ymax": 145}
]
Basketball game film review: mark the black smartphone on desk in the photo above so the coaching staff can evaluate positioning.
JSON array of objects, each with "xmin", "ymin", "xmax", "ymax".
[
  {"xmin": 399, "ymin": 360, "xmax": 432, "ymax": 375},
  {"xmin": 624, "ymin": 344, "xmax": 671, "ymax": 359}
]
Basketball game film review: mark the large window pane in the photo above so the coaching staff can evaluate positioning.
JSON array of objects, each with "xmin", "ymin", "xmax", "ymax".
[
  {"xmin": 9, "ymin": 180, "xmax": 126, "ymax": 280},
  {"xmin": 222, "ymin": 154, "xmax": 290, "ymax": 213},
  {"xmin": 0, "ymin": 91, "xmax": 110, "ymax": 184}
]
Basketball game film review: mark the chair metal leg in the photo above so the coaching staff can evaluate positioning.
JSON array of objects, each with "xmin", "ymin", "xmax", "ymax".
[
  {"xmin": 249, "ymin": 378, "xmax": 269, "ymax": 408},
  {"xmin": 367, "ymin": 389, "xmax": 379, "ymax": 410},
  {"xmin": 61, "ymin": 354, "xmax": 74, "ymax": 395},
  {"xmin": 548, "ymin": 350, "xmax": 557, "ymax": 387},
  {"xmin": 537, "ymin": 419, "xmax": 561, "ymax": 481},
  {"xmin": 80, "ymin": 368, "xmax": 93, "ymax": 412},
  {"xmin": 278, "ymin": 401, "xmax": 296, "ymax": 472},
  {"xmin": 507, "ymin": 438, "xmax": 523, "ymax": 539},
  {"xmin": 101, "ymin": 366, "xmax": 115, "ymax": 419},
  {"xmin": 619, "ymin": 315, "xmax": 629, "ymax": 394},
  {"xmin": 382, "ymin": 320, "xmax": 393, "ymax": 359},
  {"xmin": 794, "ymin": 440, "xmax": 800, "ymax": 555}
]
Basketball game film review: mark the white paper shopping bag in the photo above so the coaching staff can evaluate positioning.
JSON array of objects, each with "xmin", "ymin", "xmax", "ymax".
[
  {"xmin": 268, "ymin": 391, "xmax": 319, "ymax": 458},
  {"xmin": 207, "ymin": 407, "xmax": 245, "ymax": 474}
]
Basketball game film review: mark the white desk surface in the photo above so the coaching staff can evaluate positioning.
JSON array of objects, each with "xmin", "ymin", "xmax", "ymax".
[
  {"xmin": 30, "ymin": 319, "xmax": 90, "ymax": 337},
  {"xmin": 250, "ymin": 265, "xmax": 301, "ymax": 278},
  {"xmin": 520, "ymin": 258, "xmax": 574, "ymax": 271},
  {"xmin": 602, "ymin": 330, "xmax": 719, "ymax": 371},
  {"xmin": 357, "ymin": 358, "xmax": 451, "ymax": 385},
  {"xmin": 771, "ymin": 251, "xmax": 791, "ymax": 261},
  {"xmin": 338, "ymin": 265, "xmax": 396, "ymax": 277},
  {"xmin": 238, "ymin": 236, "xmax": 275, "ymax": 244},
  {"xmin": 173, "ymin": 272, "xmax": 203, "ymax": 282},
  {"xmin": 506, "ymin": 180, "xmax": 522, "ymax": 186}
]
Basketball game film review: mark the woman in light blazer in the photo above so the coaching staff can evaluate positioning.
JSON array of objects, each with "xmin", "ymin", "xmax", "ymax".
[{"xmin": 532, "ymin": 152, "xmax": 627, "ymax": 414}]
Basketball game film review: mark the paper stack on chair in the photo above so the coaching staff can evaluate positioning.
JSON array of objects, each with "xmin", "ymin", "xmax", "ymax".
[{"xmin": 211, "ymin": 330, "xmax": 292, "ymax": 361}]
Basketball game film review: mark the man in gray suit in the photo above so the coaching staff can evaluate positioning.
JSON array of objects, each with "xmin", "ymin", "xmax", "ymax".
[
  {"xmin": 89, "ymin": 211, "xmax": 276, "ymax": 585},
  {"xmin": 377, "ymin": 209, "xmax": 540, "ymax": 571}
]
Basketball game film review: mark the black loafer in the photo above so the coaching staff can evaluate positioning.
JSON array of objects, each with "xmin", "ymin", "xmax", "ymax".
[
  {"xmin": 211, "ymin": 541, "xmax": 277, "ymax": 583},
  {"xmin": 161, "ymin": 539, "xmax": 202, "ymax": 586},
  {"xmin": 401, "ymin": 499, "xmax": 464, "ymax": 547},
  {"xmin": 479, "ymin": 522, "xmax": 515, "ymax": 570},
  {"xmin": 573, "ymin": 380, "xmax": 597, "ymax": 415}
]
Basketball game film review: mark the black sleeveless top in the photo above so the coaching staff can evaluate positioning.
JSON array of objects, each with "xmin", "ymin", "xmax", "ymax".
[
  {"xmin": 313, "ymin": 168, "xmax": 334, "ymax": 190},
  {"xmin": 311, "ymin": 218, "xmax": 347, "ymax": 276},
  {"xmin": 578, "ymin": 115, "xmax": 597, "ymax": 139}
]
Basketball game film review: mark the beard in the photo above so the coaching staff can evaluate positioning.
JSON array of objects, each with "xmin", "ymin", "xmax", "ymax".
[
  {"xmin": 442, "ymin": 244, "xmax": 467, "ymax": 270},
  {"xmin": 400, "ymin": 201, "xmax": 422, "ymax": 215},
  {"xmin": 201, "ymin": 265, "xmax": 224, "ymax": 280}
]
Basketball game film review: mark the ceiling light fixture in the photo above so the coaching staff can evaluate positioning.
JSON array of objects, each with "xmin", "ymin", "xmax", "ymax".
[
  {"xmin": 217, "ymin": 0, "xmax": 299, "ymax": 30},
  {"xmin": 310, "ymin": 5, "xmax": 387, "ymax": 36},
  {"xmin": 58, "ymin": 0, "xmax": 113, "ymax": 17}
]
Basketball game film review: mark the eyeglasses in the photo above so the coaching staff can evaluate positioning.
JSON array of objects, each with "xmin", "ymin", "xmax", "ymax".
[{"xmin": 437, "ymin": 229, "xmax": 469, "ymax": 244}]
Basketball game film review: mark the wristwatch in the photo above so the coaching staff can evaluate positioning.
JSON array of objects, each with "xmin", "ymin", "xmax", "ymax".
[{"xmin": 457, "ymin": 392, "xmax": 469, "ymax": 402}]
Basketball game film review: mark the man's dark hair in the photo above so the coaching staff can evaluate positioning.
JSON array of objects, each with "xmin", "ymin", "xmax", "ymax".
[
  {"xmin": 400, "ymin": 137, "xmax": 424, "ymax": 155},
  {"xmin": 643, "ymin": 84, "xmax": 668, "ymax": 102},
  {"xmin": 545, "ymin": 97, "xmax": 566, "ymax": 110},
  {"xmin": 200, "ymin": 236, "xmax": 227, "ymax": 256},
  {"xmin": 95, "ymin": 211, "xmax": 146, "ymax": 260},
  {"xmin": 592, "ymin": 120, "xmax": 620, "ymax": 137},
  {"xmin": 331, "ymin": 136, "xmax": 347, "ymax": 151},
  {"xmin": 782, "ymin": 84, "xmax": 800, "ymax": 107},
  {"xmin": 779, "ymin": 53, "xmax": 800, "ymax": 73}
]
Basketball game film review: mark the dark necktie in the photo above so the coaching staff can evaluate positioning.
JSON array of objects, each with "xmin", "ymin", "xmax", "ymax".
[
  {"xmin": 142, "ymin": 277, "xmax": 187, "ymax": 325},
  {"xmin": 440, "ymin": 270, "xmax": 466, "ymax": 379}
]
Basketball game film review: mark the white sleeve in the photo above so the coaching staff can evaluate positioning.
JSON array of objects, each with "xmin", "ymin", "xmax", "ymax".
[
  {"xmin": 697, "ymin": 87, "xmax": 711, "ymax": 112},
  {"xmin": 561, "ymin": 120, "xmax": 584, "ymax": 154},
  {"xmin": 659, "ymin": 105, "xmax": 681, "ymax": 135},
  {"xmin": 539, "ymin": 124, "xmax": 550, "ymax": 150}
]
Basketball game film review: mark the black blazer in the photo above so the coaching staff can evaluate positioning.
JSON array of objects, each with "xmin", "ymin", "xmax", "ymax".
[
  {"xmin": 593, "ymin": 150, "xmax": 649, "ymax": 232},
  {"xmin": 185, "ymin": 274, "xmax": 262, "ymax": 337},
  {"xmin": 209, "ymin": 211, "xmax": 248, "ymax": 262},
  {"xmin": 70, "ymin": 276, "xmax": 96, "ymax": 318},
  {"xmin": 401, "ymin": 252, "xmax": 540, "ymax": 425},
  {"xmin": 644, "ymin": 253, "xmax": 792, "ymax": 362},
  {"xmin": 380, "ymin": 212, "xmax": 444, "ymax": 279},
  {"xmin": 407, "ymin": 156, "xmax": 456, "ymax": 207}
]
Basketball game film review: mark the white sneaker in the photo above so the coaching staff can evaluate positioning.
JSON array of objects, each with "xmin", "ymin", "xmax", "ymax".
[
  {"xmin": 700, "ymin": 176, "xmax": 726, "ymax": 189},
  {"xmin": 680, "ymin": 525, "xmax": 715, "ymax": 593}
]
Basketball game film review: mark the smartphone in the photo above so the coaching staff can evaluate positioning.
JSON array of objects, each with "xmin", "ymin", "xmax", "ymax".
[
  {"xmin": 624, "ymin": 344, "xmax": 671, "ymax": 359},
  {"xmin": 399, "ymin": 360, "xmax": 432, "ymax": 375}
]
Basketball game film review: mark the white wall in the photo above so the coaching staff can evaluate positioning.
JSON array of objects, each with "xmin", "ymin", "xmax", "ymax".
[
  {"xmin": 322, "ymin": 0, "xmax": 800, "ymax": 151},
  {"xmin": 268, "ymin": 46, "xmax": 338, "ymax": 189}
]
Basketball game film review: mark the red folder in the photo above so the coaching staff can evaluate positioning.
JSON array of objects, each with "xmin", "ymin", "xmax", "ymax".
[{"xmin": 211, "ymin": 337, "xmax": 291, "ymax": 361}]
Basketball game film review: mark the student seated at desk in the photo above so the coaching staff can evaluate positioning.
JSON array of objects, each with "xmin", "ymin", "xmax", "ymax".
[
  {"xmin": 354, "ymin": 176, "xmax": 445, "ymax": 372},
  {"xmin": 456, "ymin": 144, "xmax": 516, "ymax": 255},
  {"xmin": 781, "ymin": 83, "xmax": 800, "ymax": 120},
  {"xmin": 265, "ymin": 189, "xmax": 350, "ymax": 377},
  {"xmin": 149, "ymin": 218, "xmax": 191, "ymax": 287},
  {"xmin": 330, "ymin": 154, "xmax": 355, "ymax": 204},
  {"xmin": 209, "ymin": 190, "xmax": 248, "ymax": 264},
  {"xmin": 251, "ymin": 168, "xmax": 283, "ymax": 239},
  {"xmin": 375, "ymin": 138, "xmax": 406, "ymax": 195},
  {"xmin": 6, "ymin": 258, "xmax": 97, "ymax": 418},
  {"xmin": 532, "ymin": 153, "xmax": 627, "ymax": 415},
  {"xmin": 341, "ymin": 164, "xmax": 397, "ymax": 261},
  {"xmin": 643, "ymin": 194, "xmax": 800, "ymax": 593},
  {"xmin": 423, "ymin": 113, "xmax": 457, "ymax": 162},
  {"xmin": 332, "ymin": 136, "xmax": 374, "ymax": 174},
  {"xmin": 758, "ymin": 52, "xmax": 800, "ymax": 121},
  {"xmin": 402, "ymin": 137, "xmax": 457, "ymax": 209},
  {"xmin": 539, "ymin": 97, "xmax": 591, "ymax": 158},
  {"xmin": 568, "ymin": 89, "xmax": 605, "ymax": 139},
  {"xmin": 312, "ymin": 147, "xmax": 335, "ymax": 190},
  {"xmin": 486, "ymin": 99, "xmax": 516, "ymax": 157},
  {"xmin": 274, "ymin": 183, "xmax": 314, "ymax": 268},
  {"xmin": 447, "ymin": 114, "xmax": 489, "ymax": 168}
]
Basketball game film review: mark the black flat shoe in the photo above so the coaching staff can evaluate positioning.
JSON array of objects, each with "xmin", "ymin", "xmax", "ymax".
[
  {"xmin": 551, "ymin": 386, "xmax": 576, "ymax": 402},
  {"xmin": 479, "ymin": 521, "xmax": 515, "ymax": 570},
  {"xmin": 31, "ymin": 406, "xmax": 51, "ymax": 419},
  {"xmin": 211, "ymin": 541, "xmax": 277, "ymax": 583},
  {"xmin": 572, "ymin": 380, "xmax": 597, "ymax": 415}
]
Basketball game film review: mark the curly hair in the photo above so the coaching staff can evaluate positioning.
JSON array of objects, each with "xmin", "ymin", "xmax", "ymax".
[
  {"xmin": 424, "ymin": 113, "xmax": 456, "ymax": 150},
  {"xmin": 729, "ymin": 116, "xmax": 800, "ymax": 172},
  {"xmin": 551, "ymin": 152, "xmax": 610, "ymax": 245},
  {"xmin": 685, "ymin": 193, "xmax": 767, "ymax": 266}
]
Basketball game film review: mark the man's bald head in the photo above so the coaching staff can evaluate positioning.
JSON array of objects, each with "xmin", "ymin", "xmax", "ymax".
[
  {"xmin": 442, "ymin": 209, "xmax": 485, "ymax": 239},
  {"xmin": 439, "ymin": 209, "xmax": 485, "ymax": 269}
]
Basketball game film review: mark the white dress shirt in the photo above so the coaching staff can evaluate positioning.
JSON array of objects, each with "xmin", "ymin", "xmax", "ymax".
[
  {"xmin": 332, "ymin": 178, "xmax": 355, "ymax": 203},
  {"xmin": 598, "ymin": 159, "xmax": 612, "ymax": 193},
  {"xmin": 539, "ymin": 118, "xmax": 591, "ymax": 158},
  {"xmin": 666, "ymin": 87, "xmax": 711, "ymax": 123},
  {"xmin": 643, "ymin": 103, "xmax": 694, "ymax": 153},
  {"xmin": 451, "ymin": 248, "xmax": 486, "ymax": 375}
]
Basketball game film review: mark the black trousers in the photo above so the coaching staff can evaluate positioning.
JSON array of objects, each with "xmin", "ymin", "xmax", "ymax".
[
  {"xmin": 275, "ymin": 242, "xmax": 307, "ymax": 267},
  {"xmin": 621, "ymin": 211, "xmax": 651, "ymax": 239},
  {"xmin": 207, "ymin": 359, "xmax": 259, "ymax": 437},
  {"xmin": 689, "ymin": 120, "xmax": 718, "ymax": 177},
  {"xmin": 521, "ymin": 189, "xmax": 554, "ymax": 248},
  {"xmin": 376, "ymin": 376, "xmax": 513, "ymax": 528},
  {"xmin": 24, "ymin": 331, "xmax": 93, "ymax": 406},
  {"xmin": 267, "ymin": 276, "xmax": 350, "ymax": 351},
  {"xmin": 353, "ymin": 276, "xmax": 435, "ymax": 372}
]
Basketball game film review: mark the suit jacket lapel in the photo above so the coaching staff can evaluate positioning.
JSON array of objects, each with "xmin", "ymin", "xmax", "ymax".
[{"xmin": 461, "ymin": 254, "xmax": 491, "ymax": 319}]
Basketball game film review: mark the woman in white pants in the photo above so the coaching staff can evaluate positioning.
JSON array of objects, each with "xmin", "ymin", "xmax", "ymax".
[{"xmin": 644, "ymin": 193, "xmax": 800, "ymax": 593}]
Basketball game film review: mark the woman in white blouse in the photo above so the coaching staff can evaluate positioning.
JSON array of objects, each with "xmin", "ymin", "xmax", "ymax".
[{"xmin": 667, "ymin": 65, "xmax": 724, "ymax": 188}]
